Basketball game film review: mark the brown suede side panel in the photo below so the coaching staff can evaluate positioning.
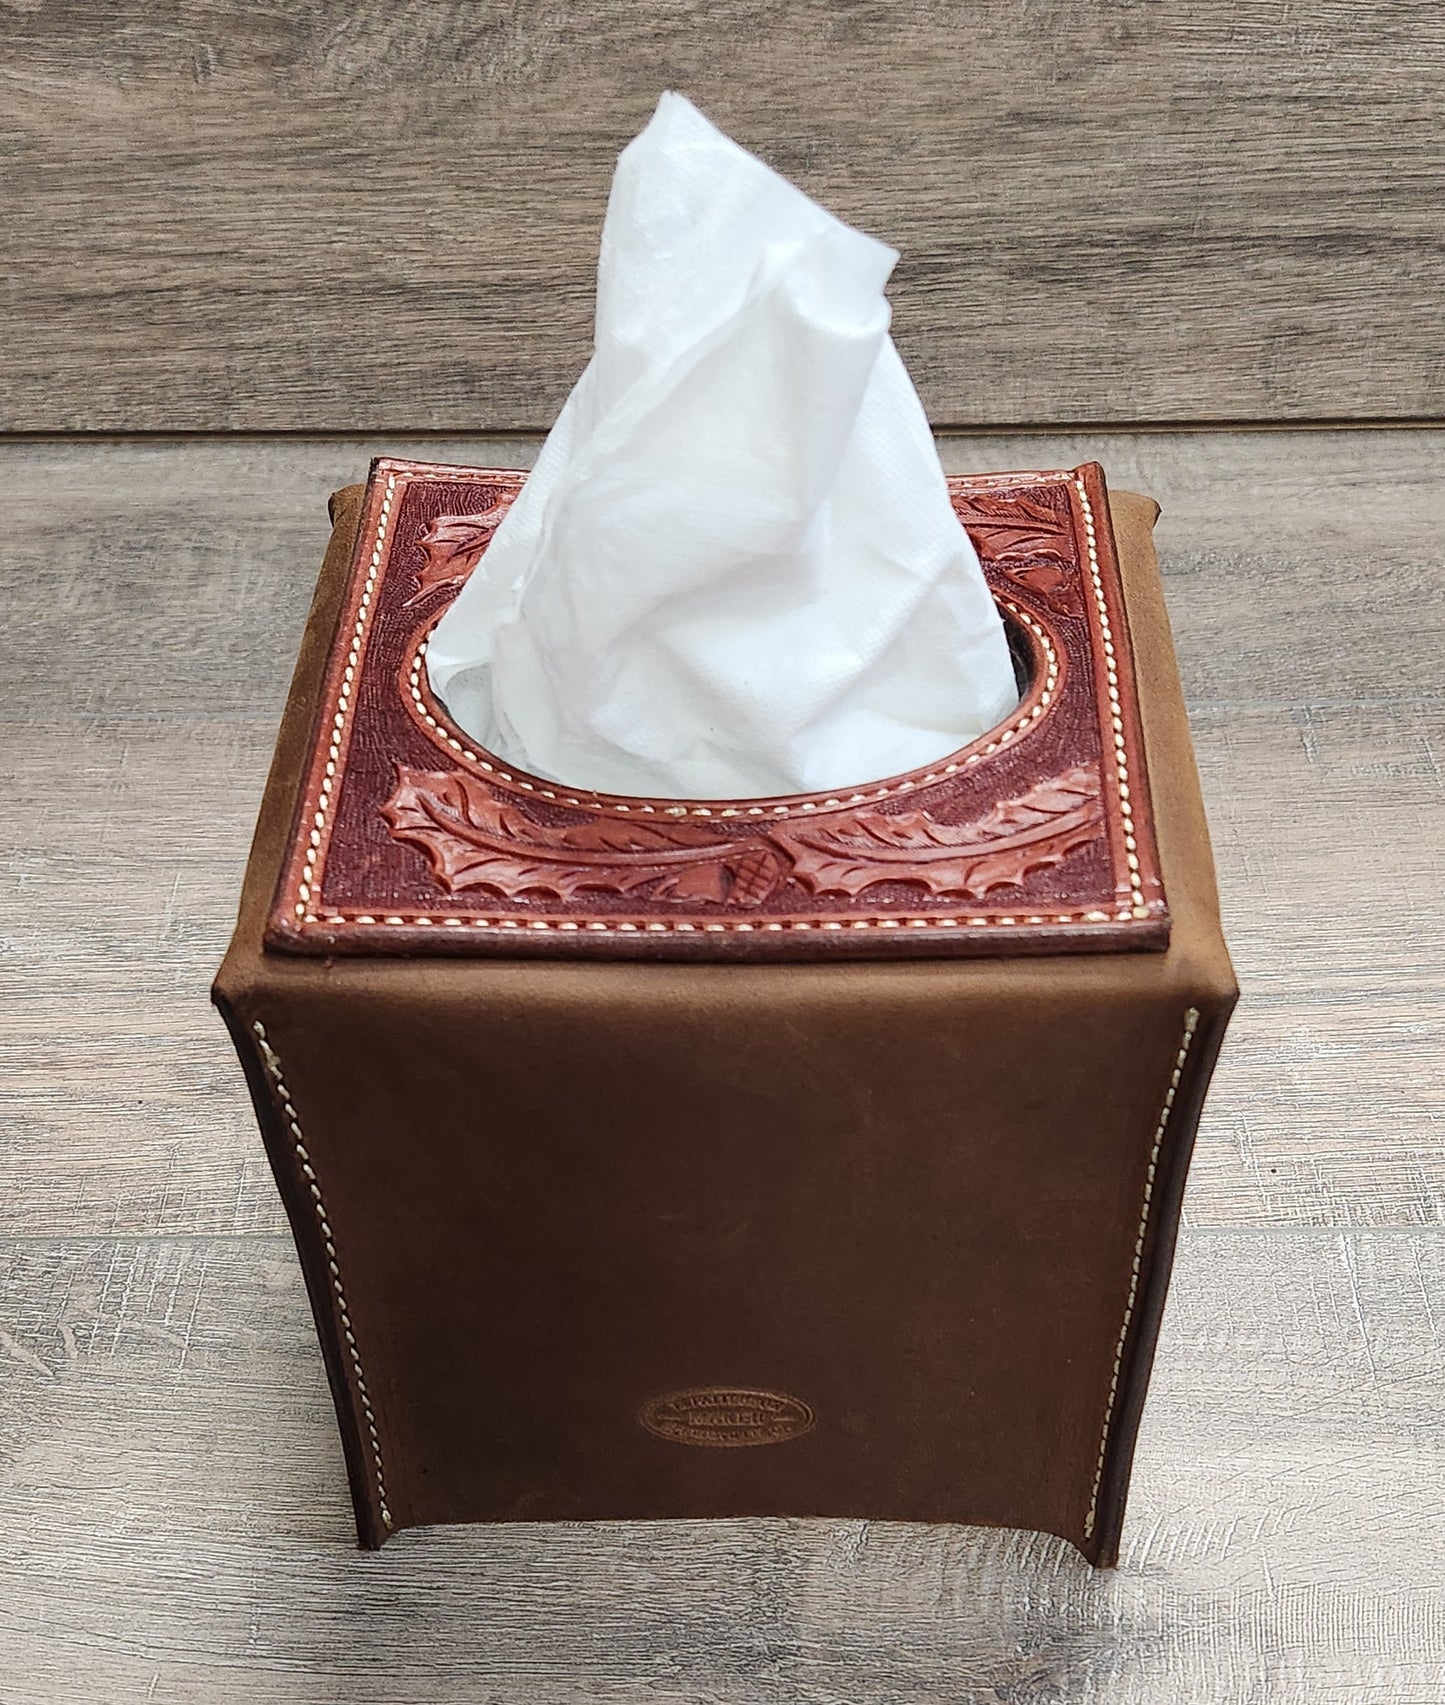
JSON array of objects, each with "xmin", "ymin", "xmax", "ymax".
[{"xmin": 215, "ymin": 481, "xmax": 1235, "ymax": 1560}]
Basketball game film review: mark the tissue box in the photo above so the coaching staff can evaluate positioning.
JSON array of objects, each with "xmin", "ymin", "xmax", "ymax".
[{"xmin": 213, "ymin": 459, "xmax": 1234, "ymax": 1564}]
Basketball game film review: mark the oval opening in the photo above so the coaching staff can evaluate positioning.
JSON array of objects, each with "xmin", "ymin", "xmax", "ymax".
[{"xmin": 416, "ymin": 596, "xmax": 1047, "ymax": 810}]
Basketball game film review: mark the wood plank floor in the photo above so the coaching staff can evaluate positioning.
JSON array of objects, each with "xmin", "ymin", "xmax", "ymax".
[
  {"xmin": 2, "ymin": 429, "xmax": 1443, "ymax": 1701},
  {"xmin": 4, "ymin": 4, "xmax": 1443, "ymax": 430}
]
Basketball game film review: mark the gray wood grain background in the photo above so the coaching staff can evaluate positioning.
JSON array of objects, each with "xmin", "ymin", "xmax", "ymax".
[
  {"xmin": 3, "ymin": 3, "xmax": 1442, "ymax": 432},
  {"xmin": 4, "ymin": 428, "xmax": 1445, "ymax": 1700}
]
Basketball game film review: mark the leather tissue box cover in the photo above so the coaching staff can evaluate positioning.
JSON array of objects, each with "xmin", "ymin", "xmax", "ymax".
[{"xmin": 213, "ymin": 459, "xmax": 1235, "ymax": 1565}]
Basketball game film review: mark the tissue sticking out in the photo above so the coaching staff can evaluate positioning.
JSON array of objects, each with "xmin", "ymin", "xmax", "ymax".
[{"xmin": 426, "ymin": 92, "xmax": 1020, "ymax": 800}]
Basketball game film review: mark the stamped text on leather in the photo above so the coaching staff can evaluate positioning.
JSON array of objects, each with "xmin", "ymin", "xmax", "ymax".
[
  {"xmin": 266, "ymin": 458, "xmax": 1168, "ymax": 960},
  {"xmin": 639, "ymin": 1387, "xmax": 816, "ymax": 1448}
]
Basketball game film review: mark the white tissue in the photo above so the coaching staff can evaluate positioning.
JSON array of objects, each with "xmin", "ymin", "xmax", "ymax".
[{"xmin": 427, "ymin": 91, "xmax": 1019, "ymax": 799}]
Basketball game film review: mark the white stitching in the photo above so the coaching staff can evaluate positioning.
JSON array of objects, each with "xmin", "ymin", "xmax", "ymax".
[
  {"xmin": 318, "ymin": 909, "xmax": 1120, "ymax": 933},
  {"xmin": 297, "ymin": 473, "xmax": 396, "ymax": 919},
  {"xmin": 1083, "ymin": 1006, "xmax": 1200, "ymax": 1541},
  {"xmin": 251, "ymin": 1020, "xmax": 393, "ymax": 1530},
  {"xmin": 1073, "ymin": 476, "xmax": 1146, "ymax": 918}
]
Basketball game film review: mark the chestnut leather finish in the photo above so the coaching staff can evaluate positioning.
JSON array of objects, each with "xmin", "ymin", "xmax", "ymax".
[
  {"xmin": 213, "ymin": 474, "xmax": 1236, "ymax": 1565},
  {"xmin": 265, "ymin": 460, "xmax": 1168, "ymax": 960}
]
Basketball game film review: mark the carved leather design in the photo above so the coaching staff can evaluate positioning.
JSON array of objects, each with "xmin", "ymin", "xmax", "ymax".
[
  {"xmin": 266, "ymin": 458, "xmax": 1167, "ymax": 960},
  {"xmin": 383, "ymin": 760, "xmax": 1103, "ymax": 908},
  {"xmin": 381, "ymin": 766, "xmax": 763, "ymax": 903},
  {"xmin": 405, "ymin": 499, "xmax": 510, "ymax": 605},
  {"xmin": 774, "ymin": 764, "xmax": 1103, "ymax": 899}
]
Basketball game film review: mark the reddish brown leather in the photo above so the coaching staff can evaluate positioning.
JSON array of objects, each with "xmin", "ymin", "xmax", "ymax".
[
  {"xmin": 265, "ymin": 460, "xmax": 1167, "ymax": 960},
  {"xmin": 213, "ymin": 474, "xmax": 1236, "ymax": 1566}
]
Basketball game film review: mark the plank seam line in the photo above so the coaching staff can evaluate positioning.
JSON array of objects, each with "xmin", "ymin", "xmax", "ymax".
[
  {"xmin": 1083, "ymin": 1004, "xmax": 1200, "ymax": 1541},
  {"xmin": 250, "ymin": 1019, "xmax": 392, "ymax": 1529}
]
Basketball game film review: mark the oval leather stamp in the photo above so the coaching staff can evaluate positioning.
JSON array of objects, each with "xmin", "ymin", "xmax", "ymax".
[{"xmin": 639, "ymin": 1386, "xmax": 815, "ymax": 1448}]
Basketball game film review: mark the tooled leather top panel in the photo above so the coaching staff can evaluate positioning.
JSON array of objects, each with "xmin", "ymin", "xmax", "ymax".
[{"xmin": 265, "ymin": 458, "xmax": 1167, "ymax": 961}]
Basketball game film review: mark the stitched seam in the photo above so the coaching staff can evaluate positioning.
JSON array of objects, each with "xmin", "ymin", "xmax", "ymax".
[
  {"xmin": 1073, "ymin": 476, "xmax": 1145, "ymax": 918},
  {"xmin": 1083, "ymin": 1006, "xmax": 1200, "ymax": 1541},
  {"xmin": 296, "ymin": 472, "xmax": 397, "ymax": 921},
  {"xmin": 252, "ymin": 1020, "xmax": 393, "ymax": 1530},
  {"xmin": 314, "ymin": 910, "xmax": 1123, "ymax": 933}
]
